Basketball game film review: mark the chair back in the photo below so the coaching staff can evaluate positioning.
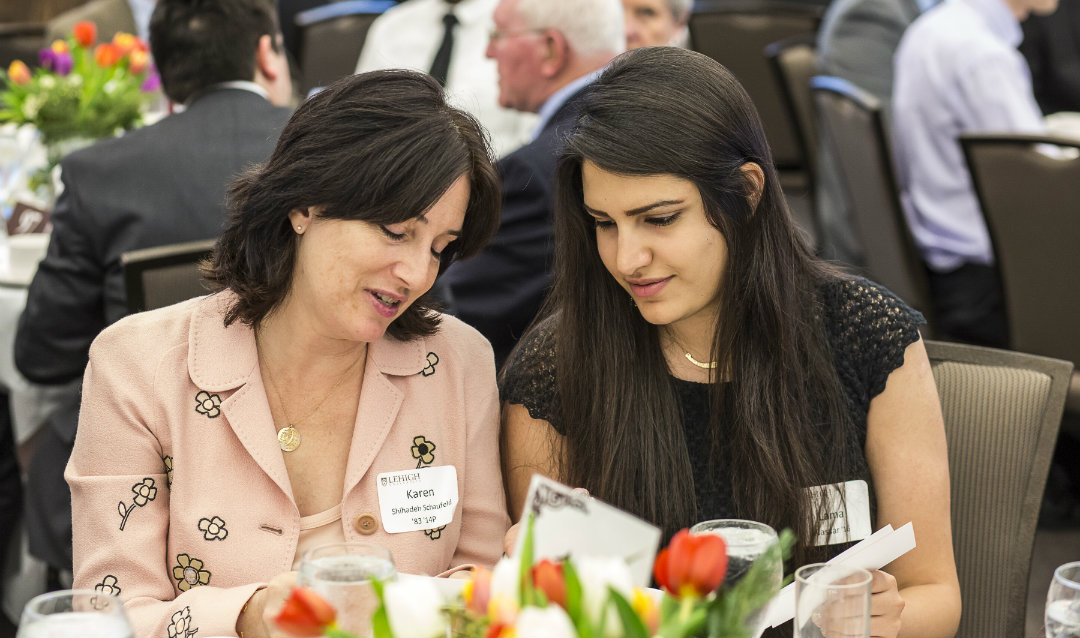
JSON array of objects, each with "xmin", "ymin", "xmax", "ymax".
[
  {"xmin": 925, "ymin": 340, "xmax": 1070, "ymax": 638},
  {"xmin": 810, "ymin": 75, "xmax": 934, "ymax": 323},
  {"xmin": 294, "ymin": 0, "xmax": 396, "ymax": 94},
  {"xmin": 121, "ymin": 239, "xmax": 216, "ymax": 314},
  {"xmin": 960, "ymin": 133, "xmax": 1080, "ymax": 366},
  {"xmin": 765, "ymin": 34, "xmax": 820, "ymax": 238},
  {"xmin": 0, "ymin": 22, "xmax": 46, "ymax": 68},
  {"xmin": 689, "ymin": 1, "xmax": 822, "ymax": 171}
]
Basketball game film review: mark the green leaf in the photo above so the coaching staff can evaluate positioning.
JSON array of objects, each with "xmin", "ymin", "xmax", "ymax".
[
  {"xmin": 562, "ymin": 559, "xmax": 590, "ymax": 637},
  {"xmin": 519, "ymin": 513, "xmax": 536, "ymax": 607},
  {"xmin": 369, "ymin": 578, "xmax": 395, "ymax": 638},
  {"xmin": 607, "ymin": 587, "xmax": 648, "ymax": 638}
]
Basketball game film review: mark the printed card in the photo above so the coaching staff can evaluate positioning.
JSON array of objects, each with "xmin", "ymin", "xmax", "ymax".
[{"xmin": 512, "ymin": 474, "xmax": 662, "ymax": 586}]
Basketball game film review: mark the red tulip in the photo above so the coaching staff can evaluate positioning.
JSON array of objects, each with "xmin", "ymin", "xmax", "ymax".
[
  {"xmin": 653, "ymin": 529, "xmax": 729, "ymax": 598},
  {"xmin": 531, "ymin": 558, "xmax": 568, "ymax": 609},
  {"xmin": 7, "ymin": 60, "xmax": 31, "ymax": 86},
  {"xmin": 94, "ymin": 43, "xmax": 121, "ymax": 68},
  {"xmin": 274, "ymin": 587, "xmax": 337, "ymax": 637},
  {"xmin": 73, "ymin": 21, "xmax": 97, "ymax": 48}
]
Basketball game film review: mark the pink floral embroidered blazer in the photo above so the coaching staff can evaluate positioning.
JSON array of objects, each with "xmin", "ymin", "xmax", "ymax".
[{"xmin": 67, "ymin": 291, "xmax": 510, "ymax": 638}]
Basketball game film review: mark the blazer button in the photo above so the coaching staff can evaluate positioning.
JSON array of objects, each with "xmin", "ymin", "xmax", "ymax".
[{"xmin": 355, "ymin": 514, "xmax": 378, "ymax": 535}]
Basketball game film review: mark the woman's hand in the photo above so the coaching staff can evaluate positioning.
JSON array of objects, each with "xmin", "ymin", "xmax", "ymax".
[
  {"xmin": 237, "ymin": 571, "xmax": 297, "ymax": 638},
  {"xmin": 503, "ymin": 522, "xmax": 521, "ymax": 557},
  {"xmin": 869, "ymin": 569, "xmax": 905, "ymax": 638}
]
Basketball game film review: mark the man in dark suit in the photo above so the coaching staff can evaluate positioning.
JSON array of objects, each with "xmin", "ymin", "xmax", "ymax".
[
  {"xmin": 1022, "ymin": 0, "xmax": 1080, "ymax": 114},
  {"xmin": 14, "ymin": 0, "xmax": 293, "ymax": 581},
  {"xmin": 443, "ymin": 0, "xmax": 625, "ymax": 367}
]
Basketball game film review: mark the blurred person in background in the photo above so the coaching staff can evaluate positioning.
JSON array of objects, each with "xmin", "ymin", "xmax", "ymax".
[
  {"xmin": 443, "ymin": 0, "xmax": 625, "ymax": 367},
  {"xmin": 892, "ymin": 0, "xmax": 1058, "ymax": 348},
  {"xmin": 15, "ymin": 0, "xmax": 293, "ymax": 589},
  {"xmin": 355, "ymin": 0, "xmax": 536, "ymax": 158},
  {"xmin": 622, "ymin": 0, "xmax": 691, "ymax": 48}
]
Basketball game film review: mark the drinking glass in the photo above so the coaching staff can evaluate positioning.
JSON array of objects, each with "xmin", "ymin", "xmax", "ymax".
[
  {"xmin": 690, "ymin": 519, "xmax": 782, "ymax": 588},
  {"xmin": 691, "ymin": 519, "xmax": 782, "ymax": 637},
  {"xmin": 16, "ymin": 590, "xmax": 132, "ymax": 638},
  {"xmin": 1046, "ymin": 561, "xmax": 1080, "ymax": 638},
  {"xmin": 298, "ymin": 542, "xmax": 398, "ymax": 636},
  {"xmin": 794, "ymin": 563, "xmax": 872, "ymax": 638}
]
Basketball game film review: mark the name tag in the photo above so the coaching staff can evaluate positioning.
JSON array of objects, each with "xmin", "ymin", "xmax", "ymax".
[
  {"xmin": 805, "ymin": 480, "xmax": 872, "ymax": 546},
  {"xmin": 377, "ymin": 466, "xmax": 458, "ymax": 534}
]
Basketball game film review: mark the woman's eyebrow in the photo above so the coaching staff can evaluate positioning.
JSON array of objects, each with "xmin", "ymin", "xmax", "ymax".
[{"xmin": 584, "ymin": 200, "xmax": 686, "ymax": 217}]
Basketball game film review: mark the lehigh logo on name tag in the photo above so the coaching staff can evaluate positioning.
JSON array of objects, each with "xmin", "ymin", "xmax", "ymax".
[{"xmin": 805, "ymin": 479, "xmax": 872, "ymax": 546}]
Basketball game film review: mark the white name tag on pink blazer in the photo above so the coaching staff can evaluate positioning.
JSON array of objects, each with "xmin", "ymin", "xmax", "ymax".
[{"xmin": 377, "ymin": 466, "xmax": 459, "ymax": 533}]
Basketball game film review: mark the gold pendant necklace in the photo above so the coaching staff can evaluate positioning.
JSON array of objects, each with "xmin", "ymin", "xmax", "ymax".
[
  {"xmin": 261, "ymin": 346, "xmax": 363, "ymax": 453},
  {"xmin": 668, "ymin": 331, "xmax": 718, "ymax": 370}
]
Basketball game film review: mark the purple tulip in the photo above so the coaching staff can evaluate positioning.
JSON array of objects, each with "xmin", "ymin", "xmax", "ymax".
[
  {"xmin": 140, "ymin": 72, "xmax": 161, "ymax": 93},
  {"xmin": 53, "ymin": 51, "xmax": 72, "ymax": 76},
  {"xmin": 37, "ymin": 48, "xmax": 55, "ymax": 71}
]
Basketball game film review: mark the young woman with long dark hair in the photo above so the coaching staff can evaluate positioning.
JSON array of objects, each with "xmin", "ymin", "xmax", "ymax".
[{"xmin": 500, "ymin": 47, "xmax": 960, "ymax": 638}]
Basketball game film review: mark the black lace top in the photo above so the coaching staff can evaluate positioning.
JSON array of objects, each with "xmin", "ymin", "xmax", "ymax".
[{"xmin": 500, "ymin": 276, "xmax": 924, "ymax": 548}]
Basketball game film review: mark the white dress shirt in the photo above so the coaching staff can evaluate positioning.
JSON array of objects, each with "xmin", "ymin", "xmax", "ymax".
[
  {"xmin": 355, "ymin": 0, "xmax": 537, "ymax": 158},
  {"xmin": 892, "ymin": 0, "xmax": 1045, "ymax": 271}
]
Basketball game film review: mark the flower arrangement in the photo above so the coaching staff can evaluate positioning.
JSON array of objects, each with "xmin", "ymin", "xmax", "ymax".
[
  {"xmin": 0, "ymin": 21, "xmax": 159, "ymax": 189},
  {"xmin": 275, "ymin": 519, "xmax": 793, "ymax": 638}
]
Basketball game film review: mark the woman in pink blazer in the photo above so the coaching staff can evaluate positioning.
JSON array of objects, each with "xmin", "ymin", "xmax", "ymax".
[{"xmin": 67, "ymin": 69, "xmax": 509, "ymax": 638}]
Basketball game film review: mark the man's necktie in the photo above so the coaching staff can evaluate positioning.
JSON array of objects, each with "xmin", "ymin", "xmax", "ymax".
[{"xmin": 429, "ymin": 12, "xmax": 459, "ymax": 88}]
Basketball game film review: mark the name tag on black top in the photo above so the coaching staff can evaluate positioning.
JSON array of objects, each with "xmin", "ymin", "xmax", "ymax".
[{"xmin": 805, "ymin": 480, "xmax": 872, "ymax": 546}]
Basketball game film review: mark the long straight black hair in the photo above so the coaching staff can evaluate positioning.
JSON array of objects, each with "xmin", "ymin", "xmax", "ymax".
[{"xmin": 545, "ymin": 47, "xmax": 853, "ymax": 562}]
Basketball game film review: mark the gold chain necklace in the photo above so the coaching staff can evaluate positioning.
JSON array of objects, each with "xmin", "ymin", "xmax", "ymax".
[
  {"xmin": 261, "ymin": 351, "xmax": 363, "ymax": 452},
  {"xmin": 666, "ymin": 331, "xmax": 717, "ymax": 370}
]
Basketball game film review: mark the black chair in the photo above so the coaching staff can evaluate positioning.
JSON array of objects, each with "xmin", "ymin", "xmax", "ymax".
[
  {"xmin": 689, "ymin": 1, "xmax": 822, "ymax": 182},
  {"xmin": 810, "ymin": 75, "xmax": 935, "ymax": 327},
  {"xmin": 960, "ymin": 132, "xmax": 1080, "ymax": 411},
  {"xmin": 925, "ymin": 340, "xmax": 1071, "ymax": 637},
  {"xmin": 765, "ymin": 34, "xmax": 821, "ymax": 238},
  {"xmin": 294, "ymin": 0, "xmax": 396, "ymax": 94},
  {"xmin": 0, "ymin": 23, "xmax": 46, "ymax": 69},
  {"xmin": 121, "ymin": 239, "xmax": 216, "ymax": 314}
]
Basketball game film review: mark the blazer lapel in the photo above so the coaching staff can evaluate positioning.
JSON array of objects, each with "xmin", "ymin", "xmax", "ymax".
[
  {"xmin": 343, "ymin": 334, "xmax": 429, "ymax": 496},
  {"xmin": 188, "ymin": 292, "xmax": 294, "ymax": 502}
]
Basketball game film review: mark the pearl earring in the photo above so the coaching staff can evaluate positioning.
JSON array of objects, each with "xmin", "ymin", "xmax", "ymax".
[{"xmin": 296, "ymin": 225, "xmax": 302, "ymax": 232}]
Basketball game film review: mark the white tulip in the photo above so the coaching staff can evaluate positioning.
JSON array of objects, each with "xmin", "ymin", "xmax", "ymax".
[
  {"xmin": 489, "ymin": 556, "xmax": 522, "ymax": 607},
  {"xmin": 382, "ymin": 578, "xmax": 447, "ymax": 638},
  {"xmin": 573, "ymin": 555, "xmax": 635, "ymax": 637},
  {"xmin": 515, "ymin": 605, "xmax": 577, "ymax": 638}
]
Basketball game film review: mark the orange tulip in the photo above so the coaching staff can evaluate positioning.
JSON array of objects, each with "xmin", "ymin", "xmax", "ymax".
[
  {"xmin": 94, "ymin": 43, "xmax": 121, "ymax": 68},
  {"xmin": 531, "ymin": 558, "xmax": 568, "ymax": 609},
  {"xmin": 7, "ymin": 60, "xmax": 31, "ymax": 86},
  {"xmin": 128, "ymin": 48, "xmax": 149, "ymax": 74},
  {"xmin": 274, "ymin": 587, "xmax": 337, "ymax": 637},
  {"xmin": 73, "ymin": 21, "xmax": 97, "ymax": 48},
  {"xmin": 653, "ymin": 528, "xmax": 728, "ymax": 598},
  {"xmin": 631, "ymin": 587, "xmax": 660, "ymax": 635},
  {"xmin": 50, "ymin": 40, "xmax": 69, "ymax": 54},
  {"xmin": 112, "ymin": 32, "xmax": 137, "ymax": 55}
]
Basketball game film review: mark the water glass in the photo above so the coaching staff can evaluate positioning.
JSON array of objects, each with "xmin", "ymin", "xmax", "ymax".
[
  {"xmin": 690, "ymin": 519, "xmax": 782, "ymax": 588},
  {"xmin": 691, "ymin": 519, "xmax": 782, "ymax": 637},
  {"xmin": 1046, "ymin": 561, "xmax": 1080, "ymax": 638},
  {"xmin": 16, "ymin": 590, "xmax": 132, "ymax": 638},
  {"xmin": 298, "ymin": 542, "xmax": 398, "ymax": 636},
  {"xmin": 794, "ymin": 563, "xmax": 872, "ymax": 638}
]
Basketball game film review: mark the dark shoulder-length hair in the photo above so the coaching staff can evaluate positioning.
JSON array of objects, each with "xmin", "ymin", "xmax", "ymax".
[
  {"xmin": 203, "ymin": 70, "xmax": 500, "ymax": 340},
  {"xmin": 546, "ymin": 47, "xmax": 851, "ymax": 561}
]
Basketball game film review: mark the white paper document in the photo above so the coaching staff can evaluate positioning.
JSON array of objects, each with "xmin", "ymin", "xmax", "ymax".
[
  {"xmin": 763, "ymin": 522, "xmax": 917, "ymax": 628},
  {"xmin": 512, "ymin": 474, "xmax": 662, "ymax": 586}
]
